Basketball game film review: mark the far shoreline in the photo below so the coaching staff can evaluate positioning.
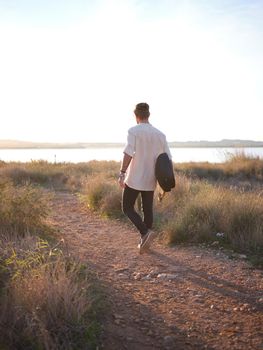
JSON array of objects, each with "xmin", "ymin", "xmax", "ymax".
[{"xmin": 1, "ymin": 139, "xmax": 263, "ymax": 150}]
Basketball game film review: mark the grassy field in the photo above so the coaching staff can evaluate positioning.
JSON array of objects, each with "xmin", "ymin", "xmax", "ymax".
[
  {"xmin": 1, "ymin": 154, "xmax": 263, "ymax": 252},
  {"xmin": 0, "ymin": 153, "xmax": 262, "ymax": 348},
  {"xmin": 78, "ymin": 153, "xmax": 263, "ymax": 265},
  {"xmin": 0, "ymin": 176, "xmax": 102, "ymax": 349},
  {"xmin": 175, "ymin": 151, "xmax": 263, "ymax": 182}
]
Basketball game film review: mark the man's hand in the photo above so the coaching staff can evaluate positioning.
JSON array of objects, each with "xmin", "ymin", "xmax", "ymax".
[
  {"xmin": 119, "ymin": 153, "xmax": 131, "ymax": 188},
  {"xmin": 118, "ymin": 172, "xmax": 126, "ymax": 188}
]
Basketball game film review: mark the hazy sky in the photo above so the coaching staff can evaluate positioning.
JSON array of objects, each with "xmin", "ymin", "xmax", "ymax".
[{"xmin": 0, "ymin": 0, "xmax": 262, "ymax": 142}]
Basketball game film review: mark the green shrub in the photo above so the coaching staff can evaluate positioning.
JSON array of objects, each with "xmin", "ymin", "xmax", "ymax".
[
  {"xmin": 83, "ymin": 176, "xmax": 122, "ymax": 218},
  {"xmin": 0, "ymin": 236, "xmax": 101, "ymax": 350},
  {"xmin": 160, "ymin": 177, "xmax": 263, "ymax": 253},
  {"xmin": 163, "ymin": 182, "xmax": 224, "ymax": 243},
  {"xmin": 0, "ymin": 160, "xmax": 120, "ymax": 191},
  {"xmin": 0, "ymin": 180, "xmax": 50, "ymax": 235},
  {"xmin": 224, "ymin": 193, "xmax": 263, "ymax": 251},
  {"xmin": 175, "ymin": 152, "xmax": 263, "ymax": 182},
  {"xmin": 100, "ymin": 190, "xmax": 122, "ymax": 217},
  {"xmin": 0, "ymin": 163, "xmax": 68, "ymax": 188}
]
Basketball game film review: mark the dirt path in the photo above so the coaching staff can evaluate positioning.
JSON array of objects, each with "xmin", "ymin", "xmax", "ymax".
[{"xmin": 49, "ymin": 191, "xmax": 263, "ymax": 350}]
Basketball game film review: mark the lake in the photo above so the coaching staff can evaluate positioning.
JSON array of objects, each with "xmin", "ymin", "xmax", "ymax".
[{"xmin": 1, "ymin": 147, "xmax": 263, "ymax": 163}]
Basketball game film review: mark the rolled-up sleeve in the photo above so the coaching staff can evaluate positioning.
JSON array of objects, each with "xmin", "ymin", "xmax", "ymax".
[
  {"xmin": 123, "ymin": 129, "xmax": 136, "ymax": 157},
  {"xmin": 164, "ymin": 137, "xmax": 172, "ymax": 159}
]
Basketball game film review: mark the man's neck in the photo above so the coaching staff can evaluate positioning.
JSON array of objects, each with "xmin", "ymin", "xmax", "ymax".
[{"xmin": 138, "ymin": 119, "xmax": 149, "ymax": 124}]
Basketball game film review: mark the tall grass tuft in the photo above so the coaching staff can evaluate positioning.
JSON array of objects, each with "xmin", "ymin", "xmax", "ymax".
[
  {"xmin": 0, "ymin": 165, "xmax": 103, "ymax": 349},
  {"xmin": 0, "ymin": 179, "xmax": 50, "ymax": 236},
  {"xmin": 0, "ymin": 236, "xmax": 100, "ymax": 350},
  {"xmin": 0, "ymin": 160, "xmax": 120, "ymax": 191},
  {"xmin": 224, "ymin": 151, "xmax": 263, "ymax": 180},
  {"xmin": 82, "ymin": 175, "xmax": 122, "ymax": 218},
  {"xmin": 175, "ymin": 151, "xmax": 263, "ymax": 182},
  {"xmin": 159, "ymin": 176, "xmax": 263, "ymax": 253}
]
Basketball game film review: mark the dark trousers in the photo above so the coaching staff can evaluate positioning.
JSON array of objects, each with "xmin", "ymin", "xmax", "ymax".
[{"xmin": 122, "ymin": 185, "xmax": 154, "ymax": 236}]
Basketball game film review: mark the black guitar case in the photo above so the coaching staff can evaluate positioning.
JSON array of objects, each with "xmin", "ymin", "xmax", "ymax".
[{"xmin": 155, "ymin": 153, "xmax": 175, "ymax": 192}]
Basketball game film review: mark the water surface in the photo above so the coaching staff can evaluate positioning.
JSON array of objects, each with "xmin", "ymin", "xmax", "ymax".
[{"xmin": 0, "ymin": 147, "xmax": 262, "ymax": 163}]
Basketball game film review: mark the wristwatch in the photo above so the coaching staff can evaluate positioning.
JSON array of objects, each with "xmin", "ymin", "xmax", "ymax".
[{"xmin": 119, "ymin": 171, "xmax": 126, "ymax": 178}]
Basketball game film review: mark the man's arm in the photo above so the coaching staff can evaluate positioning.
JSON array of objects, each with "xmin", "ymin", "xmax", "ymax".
[
  {"xmin": 120, "ymin": 152, "xmax": 132, "ymax": 173},
  {"xmin": 118, "ymin": 153, "xmax": 132, "ymax": 188}
]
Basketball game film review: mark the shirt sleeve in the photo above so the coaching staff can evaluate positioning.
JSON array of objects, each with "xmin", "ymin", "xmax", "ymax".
[
  {"xmin": 123, "ymin": 129, "xmax": 136, "ymax": 157},
  {"xmin": 164, "ymin": 137, "xmax": 172, "ymax": 159}
]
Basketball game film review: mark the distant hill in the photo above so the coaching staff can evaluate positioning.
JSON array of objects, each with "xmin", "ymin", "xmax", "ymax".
[
  {"xmin": 169, "ymin": 139, "xmax": 263, "ymax": 148},
  {"xmin": 0, "ymin": 139, "xmax": 263, "ymax": 149},
  {"xmin": 0, "ymin": 140, "xmax": 124, "ymax": 149},
  {"xmin": 0, "ymin": 140, "xmax": 83, "ymax": 149}
]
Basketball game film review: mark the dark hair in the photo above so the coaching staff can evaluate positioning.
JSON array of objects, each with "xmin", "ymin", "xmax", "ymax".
[{"xmin": 134, "ymin": 102, "xmax": 150, "ymax": 119}]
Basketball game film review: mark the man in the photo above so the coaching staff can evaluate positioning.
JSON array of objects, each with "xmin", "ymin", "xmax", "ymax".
[{"xmin": 118, "ymin": 102, "xmax": 172, "ymax": 253}]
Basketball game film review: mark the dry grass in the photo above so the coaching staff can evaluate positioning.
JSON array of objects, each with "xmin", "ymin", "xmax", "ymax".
[
  {"xmin": 79, "ymin": 161, "xmax": 263, "ymax": 257},
  {"xmin": 0, "ymin": 160, "xmax": 120, "ymax": 191},
  {"xmin": 0, "ymin": 171, "xmax": 103, "ymax": 349},
  {"xmin": 0, "ymin": 235, "xmax": 100, "ymax": 350},
  {"xmin": 1, "ymin": 155, "xmax": 262, "ymax": 258},
  {"xmin": 157, "ymin": 175, "xmax": 263, "ymax": 255},
  {"xmin": 224, "ymin": 151, "xmax": 263, "ymax": 180},
  {"xmin": 175, "ymin": 151, "xmax": 263, "ymax": 182},
  {"xmin": 0, "ymin": 179, "xmax": 50, "ymax": 236},
  {"xmin": 82, "ymin": 174, "xmax": 122, "ymax": 218}
]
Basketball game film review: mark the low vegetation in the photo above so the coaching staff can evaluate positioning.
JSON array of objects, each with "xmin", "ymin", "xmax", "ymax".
[
  {"xmin": 0, "ymin": 153, "xmax": 262, "ymax": 348},
  {"xmin": 2, "ymin": 154, "xmax": 260, "ymax": 257},
  {"xmin": 156, "ymin": 176, "xmax": 263, "ymax": 251},
  {"xmin": 82, "ymin": 174, "xmax": 122, "ymax": 218},
  {"xmin": 79, "ymin": 154, "xmax": 263, "ymax": 265},
  {"xmin": 0, "ymin": 160, "xmax": 120, "ymax": 191},
  {"xmin": 176, "ymin": 151, "xmax": 263, "ymax": 182},
  {"xmin": 0, "ymin": 180, "xmax": 102, "ymax": 349},
  {"xmin": 0, "ymin": 178, "xmax": 50, "ymax": 235}
]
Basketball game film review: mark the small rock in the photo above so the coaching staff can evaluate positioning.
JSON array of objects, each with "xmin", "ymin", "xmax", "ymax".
[
  {"xmin": 115, "ymin": 268, "xmax": 129, "ymax": 273},
  {"xmin": 148, "ymin": 271, "xmax": 158, "ymax": 278},
  {"xmin": 133, "ymin": 272, "xmax": 142, "ymax": 280},
  {"xmin": 157, "ymin": 273, "xmax": 178, "ymax": 280},
  {"xmin": 211, "ymin": 241, "xmax": 220, "ymax": 246},
  {"xmin": 240, "ymin": 303, "xmax": 250, "ymax": 311},
  {"xmin": 142, "ymin": 275, "xmax": 152, "ymax": 281},
  {"xmin": 216, "ymin": 232, "xmax": 225, "ymax": 237},
  {"xmin": 238, "ymin": 254, "xmax": 247, "ymax": 259}
]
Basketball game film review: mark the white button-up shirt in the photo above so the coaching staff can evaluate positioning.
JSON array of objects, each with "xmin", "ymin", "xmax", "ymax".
[{"xmin": 123, "ymin": 123, "xmax": 172, "ymax": 191}]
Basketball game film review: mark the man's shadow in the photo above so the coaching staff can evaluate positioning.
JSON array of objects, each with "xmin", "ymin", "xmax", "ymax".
[{"xmin": 148, "ymin": 248, "xmax": 263, "ymax": 312}]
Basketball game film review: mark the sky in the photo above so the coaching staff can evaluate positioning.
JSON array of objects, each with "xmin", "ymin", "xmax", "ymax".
[{"xmin": 0, "ymin": 0, "xmax": 262, "ymax": 143}]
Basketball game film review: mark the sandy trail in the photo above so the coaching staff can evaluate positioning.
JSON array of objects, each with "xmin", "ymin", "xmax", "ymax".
[{"xmin": 49, "ymin": 191, "xmax": 263, "ymax": 350}]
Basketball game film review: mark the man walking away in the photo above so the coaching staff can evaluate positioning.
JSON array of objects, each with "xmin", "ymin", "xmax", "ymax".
[{"xmin": 118, "ymin": 102, "xmax": 172, "ymax": 253}]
